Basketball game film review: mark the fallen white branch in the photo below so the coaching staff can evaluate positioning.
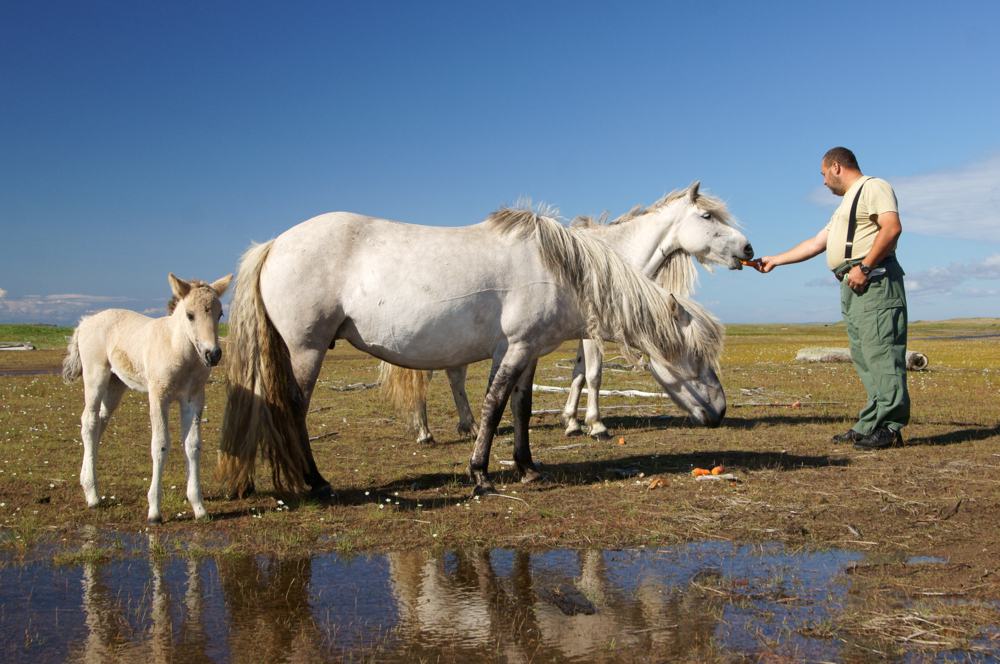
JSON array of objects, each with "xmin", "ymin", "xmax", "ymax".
[{"xmin": 533, "ymin": 384, "xmax": 671, "ymax": 398}]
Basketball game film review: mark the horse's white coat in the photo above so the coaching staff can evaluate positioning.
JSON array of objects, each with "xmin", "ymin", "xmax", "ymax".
[
  {"xmin": 385, "ymin": 183, "xmax": 752, "ymax": 442},
  {"xmin": 220, "ymin": 203, "xmax": 727, "ymax": 495},
  {"xmin": 63, "ymin": 274, "xmax": 232, "ymax": 524}
]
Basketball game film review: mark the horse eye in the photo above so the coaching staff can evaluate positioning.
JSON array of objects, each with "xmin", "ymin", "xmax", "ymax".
[
  {"xmin": 701, "ymin": 212, "xmax": 712, "ymax": 219},
  {"xmin": 186, "ymin": 312, "xmax": 194, "ymax": 321}
]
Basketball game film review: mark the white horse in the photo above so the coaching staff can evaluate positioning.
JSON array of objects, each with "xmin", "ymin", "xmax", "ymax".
[
  {"xmin": 381, "ymin": 182, "xmax": 752, "ymax": 443},
  {"xmin": 217, "ymin": 204, "xmax": 726, "ymax": 498},
  {"xmin": 62, "ymin": 274, "xmax": 233, "ymax": 524}
]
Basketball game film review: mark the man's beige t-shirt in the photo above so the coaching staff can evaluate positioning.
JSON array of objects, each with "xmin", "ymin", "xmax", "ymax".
[{"xmin": 824, "ymin": 176, "xmax": 898, "ymax": 270}]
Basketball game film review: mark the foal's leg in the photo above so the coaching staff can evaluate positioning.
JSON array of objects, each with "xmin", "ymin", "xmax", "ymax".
[
  {"xmin": 510, "ymin": 359, "xmax": 544, "ymax": 484},
  {"xmin": 79, "ymin": 367, "xmax": 112, "ymax": 509},
  {"xmin": 146, "ymin": 391, "xmax": 172, "ymax": 525},
  {"xmin": 446, "ymin": 366, "xmax": 479, "ymax": 438},
  {"xmin": 581, "ymin": 340, "xmax": 610, "ymax": 439},
  {"xmin": 561, "ymin": 341, "xmax": 587, "ymax": 436},
  {"xmin": 179, "ymin": 390, "xmax": 208, "ymax": 520},
  {"xmin": 468, "ymin": 347, "xmax": 533, "ymax": 496}
]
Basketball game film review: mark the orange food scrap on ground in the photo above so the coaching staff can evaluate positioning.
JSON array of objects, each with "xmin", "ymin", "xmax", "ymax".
[
  {"xmin": 711, "ymin": 465, "xmax": 725, "ymax": 475},
  {"xmin": 791, "ymin": 400, "xmax": 801, "ymax": 408},
  {"xmin": 692, "ymin": 468, "xmax": 711, "ymax": 477},
  {"xmin": 618, "ymin": 437, "xmax": 625, "ymax": 445},
  {"xmin": 647, "ymin": 478, "xmax": 667, "ymax": 490}
]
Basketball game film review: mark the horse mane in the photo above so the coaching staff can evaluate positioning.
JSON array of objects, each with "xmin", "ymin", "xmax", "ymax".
[
  {"xmin": 166, "ymin": 279, "xmax": 211, "ymax": 314},
  {"xmin": 570, "ymin": 186, "xmax": 740, "ymax": 295},
  {"xmin": 485, "ymin": 205, "xmax": 723, "ymax": 369}
]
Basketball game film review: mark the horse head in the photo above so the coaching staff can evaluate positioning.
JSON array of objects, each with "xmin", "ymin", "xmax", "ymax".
[
  {"xmin": 168, "ymin": 273, "xmax": 233, "ymax": 367},
  {"xmin": 646, "ymin": 293, "xmax": 726, "ymax": 427},
  {"xmin": 672, "ymin": 181, "xmax": 754, "ymax": 270}
]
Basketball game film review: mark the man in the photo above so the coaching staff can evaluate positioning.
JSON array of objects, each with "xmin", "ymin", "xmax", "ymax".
[{"xmin": 756, "ymin": 147, "xmax": 909, "ymax": 450}]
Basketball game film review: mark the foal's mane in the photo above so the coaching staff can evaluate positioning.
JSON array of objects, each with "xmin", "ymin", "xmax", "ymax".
[
  {"xmin": 486, "ymin": 206, "xmax": 723, "ymax": 368},
  {"xmin": 166, "ymin": 279, "xmax": 212, "ymax": 315}
]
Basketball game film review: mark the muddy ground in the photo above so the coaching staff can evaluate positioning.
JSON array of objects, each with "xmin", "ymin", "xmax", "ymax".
[{"xmin": 1, "ymin": 319, "xmax": 999, "ymax": 659}]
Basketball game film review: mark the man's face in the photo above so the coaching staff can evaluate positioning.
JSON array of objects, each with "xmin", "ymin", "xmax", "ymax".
[{"xmin": 821, "ymin": 160, "xmax": 847, "ymax": 196}]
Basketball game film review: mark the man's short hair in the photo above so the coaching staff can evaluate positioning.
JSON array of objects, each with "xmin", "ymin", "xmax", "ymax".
[{"xmin": 823, "ymin": 147, "xmax": 860, "ymax": 171}]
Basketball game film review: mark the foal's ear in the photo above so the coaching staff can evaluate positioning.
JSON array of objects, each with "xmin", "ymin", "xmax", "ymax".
[
  {"xmin": 688, "ymin": 181, "xmax": 701, "ymax": 202},
  {"xmin": 211, "ymin": 274, "xmax": 234, "ymax": 297},
  {"xmin": 168, "ymin": 273, "xmax": 192, "ymax": 299}
]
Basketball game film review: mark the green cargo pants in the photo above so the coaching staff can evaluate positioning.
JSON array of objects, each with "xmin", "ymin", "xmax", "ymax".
[{"xmin": 840, "ymin": 260, "xmax": 910, "ymax": 435}]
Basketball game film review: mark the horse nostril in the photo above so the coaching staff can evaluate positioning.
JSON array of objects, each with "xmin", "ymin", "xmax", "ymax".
[
  {"xmin": 744, "ymin": 243, "xmax": 754, "ymax": 259},
  {"xmin": 207, "ymin": 348, "xmax": 222, "ymax": 366}
]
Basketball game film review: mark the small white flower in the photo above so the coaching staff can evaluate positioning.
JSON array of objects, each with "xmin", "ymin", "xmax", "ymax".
[
  {"xmin": 378, "ymin": 504, "xmax": 384, "ymax": 509},
  {"xmin": 365, "ymin": 491, "xmax": 370, "ymax": 495}
]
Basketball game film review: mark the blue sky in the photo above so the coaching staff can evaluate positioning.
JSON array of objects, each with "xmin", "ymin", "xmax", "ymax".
[{"xmin": 2, "ymin": 1, "xmax": 998, "ymax": 326}]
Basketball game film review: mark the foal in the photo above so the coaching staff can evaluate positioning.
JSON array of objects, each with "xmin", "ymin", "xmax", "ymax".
[{"xmin": 63, "ymin": 274, "xmax": 232, "ymax": 524}]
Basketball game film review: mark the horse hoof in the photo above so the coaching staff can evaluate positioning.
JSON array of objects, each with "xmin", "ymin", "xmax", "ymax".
[
  {"xmin": 471, "ymin": 482, "xmax": 497, "ymax": 497},
  {"xmin": 417, "ymin": 436, "xmax": 436, "ymax": 446},
  {"xmin": 590, "ymin": 430, "xmax": 611, "ymax": 441},
  {"xmin": 565, "ymin": 428, "xmax": 584, "ymax": 438},
  {"xmin": 520, "ymin": 468, "xmax": 545, "ymax": 484},
  {"xmin": 148, "ymin": 517, "xmax": 163, "ymax": 526},
  {"xmin": 87, "ymin": 503, "xmax": 101, "ymax": 511},
  {"xmin": 312, "ymin": 484, "xmax": 335, "ymax": 501}
]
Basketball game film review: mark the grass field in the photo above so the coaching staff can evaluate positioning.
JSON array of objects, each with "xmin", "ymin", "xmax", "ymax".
[{"xmin": 1, "ymin": 319, "xmax": 999, "ymax": 659}]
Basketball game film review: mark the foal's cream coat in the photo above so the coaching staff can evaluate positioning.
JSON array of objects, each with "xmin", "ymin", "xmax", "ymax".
[{"xmin": 63, "ymin": 274, "xmax": 232, "ymax": 524}]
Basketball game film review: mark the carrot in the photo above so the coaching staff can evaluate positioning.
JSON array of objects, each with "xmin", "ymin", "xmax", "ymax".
[
  {"xmin": 692, "ymin": 468, "xmax": 710, "ymax": 477},
  {"xmin": 711, "ymin": 465, "xmax": 725, "ymax": 475}
]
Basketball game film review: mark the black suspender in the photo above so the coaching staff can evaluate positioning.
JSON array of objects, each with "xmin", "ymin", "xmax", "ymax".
[{"xmin": 844, "ymin": 178, "xmax": 873, "ymax": 260}]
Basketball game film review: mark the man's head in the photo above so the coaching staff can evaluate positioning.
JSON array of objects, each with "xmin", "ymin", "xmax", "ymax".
[{"xmin": 821, "ymin": 147, "xmax": 862, "ymax": 196}]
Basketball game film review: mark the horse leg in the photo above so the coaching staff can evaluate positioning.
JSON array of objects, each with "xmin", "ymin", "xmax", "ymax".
[
  {"xmin": 561, "ymin": 341, "xmax": 586, "ymax": 437},
  {"xmin": 581, "ymin": 340, "xmax": 610, "ymax": 439},
  {"xmin": 179, "ymin": 391, "xmax": 208, "ymax": 521},
  {"xmin": 468, "ymin": 348, "xmax": 532, "ymax": 496},
  {"xmin": 413, "ymin": 370, "xmax": 435, "ymax": 445},
  {"xmin": 510, "ymin": 358, "xmax": 544, "ymax": 484},
  {"xmin": 287, "ymin": 344, "xmax": 334, "ymax": 499},
  {"xmin": 78, "ymin": 365, "xmax": 120, "ymax": 510},
  {"xmin": 146, "ymin": 392, "xmax": 172, "ymax": 525},
  {"xmin": 447, "ymin": 366, "xmax": 479, "ymax": 438}
]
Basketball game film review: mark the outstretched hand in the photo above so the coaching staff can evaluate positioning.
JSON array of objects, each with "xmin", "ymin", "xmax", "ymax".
[{"xmin": 750, "ymin": 257, "xmax": 777, "ymax": 273}]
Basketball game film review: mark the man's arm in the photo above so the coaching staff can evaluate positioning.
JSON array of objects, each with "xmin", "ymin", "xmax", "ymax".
[
  {"xmin": 755, "ymin": 227, "xmax": 828, "ymax": 273},
  {"xmin": 844, "ymin": 211, "xmax": 901, "ymax": 289}
]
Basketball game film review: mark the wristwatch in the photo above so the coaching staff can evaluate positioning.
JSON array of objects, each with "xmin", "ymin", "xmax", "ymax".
[{"xmin": 859, "ymin": 264, "xmax": 871, "ymax": 276}]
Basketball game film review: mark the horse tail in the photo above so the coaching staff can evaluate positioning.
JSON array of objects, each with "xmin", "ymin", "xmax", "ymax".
[
  {"xmin": 378, "ymin": 362, "xmax": 432, "ymax": 419},
  {"xmin": 217, "ymin": 240, "xmax": 309, "ymax": 496},
  {"xmin": 61, "ymin": 323, "xmax": 84, "ymax": 384}
]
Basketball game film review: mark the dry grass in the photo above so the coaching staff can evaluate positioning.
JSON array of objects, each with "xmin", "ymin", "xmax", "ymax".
[{"xmin": 2, "ymin": 320, "xmax": 1000, "ymax": 658}]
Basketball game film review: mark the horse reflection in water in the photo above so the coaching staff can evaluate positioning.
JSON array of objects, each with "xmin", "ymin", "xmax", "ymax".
[
  {"xmin": 66, "ymin": 545, "xmax": 723, "ymax": 661},
  {"xmin": 72, "ymin": 532, "xmax": 212, "ymax": 663},
  {"xmin": 387, "ymin": 549, "xmax": 722, "ymax": 661}
]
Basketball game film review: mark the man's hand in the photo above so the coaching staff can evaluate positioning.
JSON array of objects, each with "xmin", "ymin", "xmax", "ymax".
[
  {"xmin": 756, "ymin": 256, "xmax": 777, "ymax": 273},
  {"xmin": 845, "ymin": 265, "xmax": 869, "ymax": 291}
]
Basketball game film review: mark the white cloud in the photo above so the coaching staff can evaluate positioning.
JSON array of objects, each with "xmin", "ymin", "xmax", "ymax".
[
  {"xmin": 0, "ymin": 287, "xmax": 6, "ymax": 299},
  {"xmin": 0, "ymin": 294, "xmax": 166, "ymax": 326},
  {"xmin": 906, "ymin": 252, "xmax": 1000, "ymax": 299},
  {"xmin": 807, "ymin": 152, "xmax": 1000, "ymax": 243}
]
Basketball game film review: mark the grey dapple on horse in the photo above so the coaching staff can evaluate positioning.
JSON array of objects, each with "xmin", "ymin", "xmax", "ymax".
[
  {"xmin": 63, "ymin": 274, "xmax": 232, "ymax": 524},
  {"xmin": 381, "ymin": 183, "xmax": 752, "ymax": 443},
  {"xmin": 217, "ymin": 205, "xmax": 725, "ymax": 499}
]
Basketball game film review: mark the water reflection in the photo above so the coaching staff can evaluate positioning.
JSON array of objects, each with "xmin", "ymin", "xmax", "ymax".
[{"xmin": 1, "ymin": 539, "xmax": 861, "ymax": 662}]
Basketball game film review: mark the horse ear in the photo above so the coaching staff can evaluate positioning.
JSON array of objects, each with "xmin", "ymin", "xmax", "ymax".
[
  {"xmin": 666, "ymin": 293, "xmax": 680, "ymax": 317},
  {"xmin": 688, "ymin": 181, "xmax": 701, "ymax": 202},
  {"xmin": 211, "ymin": 274, "xmax": 234, "ymax": 297},
  {"xmin": 168, "ymin": 273, "xmax": 191, "ymax": 299}
]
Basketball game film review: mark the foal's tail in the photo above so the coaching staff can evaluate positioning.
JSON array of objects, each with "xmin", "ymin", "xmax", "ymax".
[
  {"xmin": 217, "ymin": 240, "xmax": 309, "ymax": 496},
  {"xmin": 61, "ymin": 324, "xmax": 83, "ymax": 384},
  {"xmin": 378, "ymin": 362, "xmax": 431, "ymax": 420}
]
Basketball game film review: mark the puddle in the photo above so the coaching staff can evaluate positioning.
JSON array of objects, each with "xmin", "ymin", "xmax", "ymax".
[{"xmin": 0, "ymin": 537, "xmax": 870, "ymax": 662}]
